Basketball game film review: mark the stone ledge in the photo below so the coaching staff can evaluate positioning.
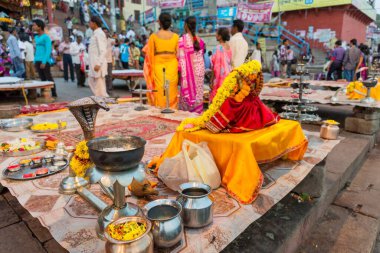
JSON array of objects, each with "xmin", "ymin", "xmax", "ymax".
[{"xmin": 222, "ymin": 130, "xmax": 372, "ymax": 253}]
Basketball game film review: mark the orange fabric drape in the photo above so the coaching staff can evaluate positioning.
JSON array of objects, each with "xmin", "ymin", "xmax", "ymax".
[{"xmin": 156, "ymin": 119, "xmax": 308, "ymax": 204}]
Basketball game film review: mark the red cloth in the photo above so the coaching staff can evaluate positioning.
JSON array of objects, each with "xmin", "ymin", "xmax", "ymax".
[
  {"xmin": 21, "ymin": 102, "xmax": 68, "ymax": 114},
  {"xmin": 205, "ymin": 94, "xmax": 279, "ymax": 133}
]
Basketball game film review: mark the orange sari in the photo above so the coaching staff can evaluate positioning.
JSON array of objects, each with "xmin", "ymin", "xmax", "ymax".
[{"xmin": 143, "ymin": 33, "xmax": 179, "ymax": 108}]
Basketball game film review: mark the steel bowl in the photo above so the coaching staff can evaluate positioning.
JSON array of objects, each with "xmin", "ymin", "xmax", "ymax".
[
  {"xmin": 0, "ymin": 118, "xmax": 33, "ymax": 132},
  {"xmin": 87, "ymin": 136, "xmax": 146, "ymax": 172},
  {"xmin": 142, "ymin": 199, "xmax": 183, "ymax": 248},
  {"xmin": 104, "ymin": 216, "xmax": 153, "ymax": 253},
  {"xmin": 0, "ymin": 105, "xmax": 21, "ymax": 119}
]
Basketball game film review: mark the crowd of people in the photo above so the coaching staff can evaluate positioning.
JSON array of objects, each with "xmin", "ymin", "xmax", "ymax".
[
  {"xmin": 326, "ymin": 38, "xmax": 370, "ymax": 82},
  {"xmin": 143, "ymin": 14, "xmax": 251, "ymax": 113},
  {"xmin": 3, "ymin": 20, "xmax": 58, "ymax": 97},
  {"xmin": 0, "ymin": 12, "xmax": 266, "ymax": 113},
  {"xmin": 3, "ymin": 10, "xmax": 371, "ymax": 113}
]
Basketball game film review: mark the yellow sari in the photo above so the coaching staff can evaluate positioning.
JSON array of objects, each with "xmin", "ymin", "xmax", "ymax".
[{"xmin": 143, "ymin": 33, "xmax": 179, "ymax": 108}]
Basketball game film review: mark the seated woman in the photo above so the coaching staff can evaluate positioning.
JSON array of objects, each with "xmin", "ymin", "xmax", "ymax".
[{"xmin": 178, "ymin": 60, "xmax": 279, "ymax": 133}]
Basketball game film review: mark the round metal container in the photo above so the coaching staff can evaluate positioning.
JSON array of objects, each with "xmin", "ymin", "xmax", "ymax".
[
  {"xmin": 142, "ymin": 199, "xmax": 183, "ymax": 248},
  {"xmin": 0, "ymin": 118, "xmax": 33, "ymax": 132},
  {"xmin": 177, "ymin": 182, "xmax": 213, "ymax": 228},
  {"xmin": 104, "ymin": 216, "xmax": 153, "ymax": 253},
  {"xmin": 320, "ymin": 124, "xmax": 339, "ymax": 140},
  {"xmin": 87, "ymin": 136, "xmax": 146, "ymax": 172}
]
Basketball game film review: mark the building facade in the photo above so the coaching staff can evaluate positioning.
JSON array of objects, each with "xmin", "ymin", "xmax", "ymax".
[{"xmin": 272, "ymin": 0, "xmax": 376, "ymax": 48}]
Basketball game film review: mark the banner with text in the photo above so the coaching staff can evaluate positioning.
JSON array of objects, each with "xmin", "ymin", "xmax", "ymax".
[
  {"xmin": 159, "ymin": 0, "xmax": 186, "ymax": 9},
  {"xmin": 145, "ymin": 8, "xmax": 155, "ymax": 24},
  {"xmin": 236, "ymin": 2, "xmax": 274, "ymax": 23}
]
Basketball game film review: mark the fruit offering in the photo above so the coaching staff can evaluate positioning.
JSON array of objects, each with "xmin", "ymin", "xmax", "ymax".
[
  {"xmin": 19, "ymin": 159, "xmax": 31, "ymax": 166},
  {"xmin": 108, "ymin": 221, "xmax": 147, "ymax": 241},
  {"xmin": 31, "ymin": 121, "xmax": 67, "ymax": 131},
  {"xmin": 0, "ymin": 138, "xmax": 41, "ymax": 153}
]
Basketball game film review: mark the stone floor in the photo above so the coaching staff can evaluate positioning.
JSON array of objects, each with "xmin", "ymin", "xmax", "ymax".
[
  {"xmin": 0, "ymin": 188, "xmax": 67, "ymax": 253},
  {"xmin": 300, "ymin": 146, "xmax": 380, "ymax": 253},
  {"xmin": 0, "ymin": 78, "xmax": 132, "ymax": 106}
]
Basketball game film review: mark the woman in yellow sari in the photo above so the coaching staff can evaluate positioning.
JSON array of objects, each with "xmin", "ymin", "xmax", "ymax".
[{"xmin": 143, "ymin": 13, "xmax": 179, "ymax": 108}]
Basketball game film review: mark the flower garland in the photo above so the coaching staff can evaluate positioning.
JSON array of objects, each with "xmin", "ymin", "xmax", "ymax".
[
  {"xmin": 177, "ymin": 60, "xmax": 262, "ymax": 132},
  {"xmin": 69, "ymin": 140, "xmax": 93, "ymax": 178},
  {"xmin": 346, "ymin": 81, "xmax": 367, "ymax": 100}
]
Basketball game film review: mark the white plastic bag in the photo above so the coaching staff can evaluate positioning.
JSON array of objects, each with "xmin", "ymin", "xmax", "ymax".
[
  {"xmin": 158, "ymin": 150, "xmax": 189, "ymax": 192},
  {"xmin": 158, "ymin": 140, "xmax": 221, "ymax": 191},
  {"xmin": 182, "ymin": 140, "xmax": 221, "ymax": 189}
]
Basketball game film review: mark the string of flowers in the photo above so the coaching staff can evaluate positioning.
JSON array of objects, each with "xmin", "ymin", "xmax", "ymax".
[
  {"xmin": 69, "ymin": 140, "xmax": 93, "ymax": 178},
  {"xmin": 177, "ymin": 60, "xmax": 262, "ymax": 132}
]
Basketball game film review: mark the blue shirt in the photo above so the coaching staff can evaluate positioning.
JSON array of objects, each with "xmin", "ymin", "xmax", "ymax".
[
  {"xmin": 204, "ymin": 53, "xmax": 211, "ymax": 69},
  {"xmin": 120, "ymin": 44, "xmax": 130, "ymax": 63},
  {"xmin": 331, "ymin": 46, "xmax": 345, "ymax": 63},
  {"xmin": 34, "ymin": 33, "xmax": 52, "ymax": 64},
  {"xmin": 7, "ymin": 34, "xmax": 20, "ymax": 59}
]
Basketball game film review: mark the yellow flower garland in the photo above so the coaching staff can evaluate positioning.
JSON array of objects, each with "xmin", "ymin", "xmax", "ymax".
[
  {"xmin": 70, "ymin": 140, "xmax": 93, "ymax": 177},
  {"xmin": 177, "ymin": 60, "xmax": 262, "ymax": 132}
]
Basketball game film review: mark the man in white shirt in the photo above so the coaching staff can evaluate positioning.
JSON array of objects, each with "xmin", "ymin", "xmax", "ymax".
[
  {"xmin": 280, "ymin": 39, "xmax": 289, "ymax": 77},
  {"xmin": 18, "ymin": 39, "xmax": 26, "ymax": 61},
  {"xmin": 250, "ymin": 42, "xmax": 262, "ymax": 65},
  {"xmin": 103, "ymin": 27, "xmax": 115, "ymax": 95},
  {"xmin": 70, "ymin": 35, "xmax": 86, "ymax": 87},
  {"xmin": 69, "ymin": 0, "xmax": 75, "ymax": 15},
  {"xmin": 22, "ymin": 35, "xmax": 35, "ymax": 80},
  {"xmin": 126, "ymin": 28, "xmax": 135, "ymax": 41},
  {"xmin": 229, "ymin": 19, "xmax": 248, "ymax": 68},
  {"xmin": 66, "ymin": 17, "xmax": 73, "ymax": 36},
  {"xmin": 88, "ymin": 16, "xmax": 108, "ymax": 97},
  {"xmin": 59, "ymin": 37, "xmax": 75, "ymax": 82},
  {"xmin": 118, "ymin": 30, "xmax": 126, "ymax": 41},
  {"xmin": 85, "ymin": 25, "xmax": 93, "ymax": 44},
  {"xmin": 73, "ymin": 26, "xmax": 84, "ymax": 41}
]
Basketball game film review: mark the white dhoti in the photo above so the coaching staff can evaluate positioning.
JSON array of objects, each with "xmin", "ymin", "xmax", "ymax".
[{"xmin": 88, "ymin": 76, "xmax": 109, "ymax": 97}]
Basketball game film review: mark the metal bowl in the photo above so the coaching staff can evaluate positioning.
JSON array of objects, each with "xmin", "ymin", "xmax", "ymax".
[
  {"xmin": 362, "ymin": 78, "xmax": 378, "ymax": 88},
  {"xmin": 0, "ymin": 118, "xmax": 33, "ymax": 132},
  {"xmin": 0, "ymin": 105, "xmax": 21, "ymax": 119},
  {"xmin": 87, "ymin": 136, "xmax": 146, "ymax": 172}
]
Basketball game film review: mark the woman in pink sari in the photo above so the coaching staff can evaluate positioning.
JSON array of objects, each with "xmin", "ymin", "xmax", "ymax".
[
  {"xmin": 178, "ymin": 16, "xmax": 205, "ymax": 113},
  {"xmin": 210, "ymin": 27, "xmax": 233, "ymax": 102}
]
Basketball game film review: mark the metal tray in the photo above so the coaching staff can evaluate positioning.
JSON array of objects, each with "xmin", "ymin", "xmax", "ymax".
[
  {"xmin": 1, "ymin": 139, "xmax": 46, "ymax": 157},
  {"xmin": 0, "ymin": 118, "xmax": 33, "ymax": 132},
  {"xmin": 3, "ymin": 157, "xmax": 68, "ymax": 180}
]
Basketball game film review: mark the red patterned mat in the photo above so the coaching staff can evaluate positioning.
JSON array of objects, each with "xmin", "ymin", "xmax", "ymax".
[{"xmin": 61, "ymin": 116, "xmax": 180, "ymax": 145}]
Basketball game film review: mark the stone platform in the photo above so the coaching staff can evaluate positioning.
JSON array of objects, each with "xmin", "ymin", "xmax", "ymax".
[
  {"xmin": 222, "ymin": 125, "xmax": 375, "ymax": 253},
  {"xmin": 0, "ymin": 125, "xmax": 374, "ymax": 253}
]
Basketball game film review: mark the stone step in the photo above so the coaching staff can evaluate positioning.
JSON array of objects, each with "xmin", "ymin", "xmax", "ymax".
[
  {"xmin": 299, "ymin": 146, "xmax": 380, "ymax": 253},
  {"xmin": 222, "ymin": 125, "xmax": 374, "ymax": 253}
]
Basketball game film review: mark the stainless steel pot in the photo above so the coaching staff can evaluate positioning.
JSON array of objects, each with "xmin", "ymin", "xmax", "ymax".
[
  {"xmin": 142, "ymin": 199, "xmax": 183, "ymax": 248},
  {"xmin": 176, "ymin": 182, "xmax": 213, "ymax": 228},
  {"xmin": 104, "ymin": 216, "xmax": 153, "ymax": 253},
  {"xmin": 320, "ymin": 123, "xmax": 339, "ymax": 140}
]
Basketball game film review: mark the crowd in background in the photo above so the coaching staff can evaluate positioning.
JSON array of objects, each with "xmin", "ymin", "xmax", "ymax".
[
  {"xmin": 6, "ymin": 8, "xmax": 372, "ymax": 114},
  {"xmin": 0, "ymin": 11, "xmax": 260, "ymax": 113}
]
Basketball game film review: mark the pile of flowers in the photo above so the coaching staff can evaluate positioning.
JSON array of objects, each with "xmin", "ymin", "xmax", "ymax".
[
  {"xmin": 177, "ymin": 60, "xmax": 262, "ymax": 132},
  {"xmin": 107, "ymin": 221, "xmax": 147, "ymax": 241},
  {"xmin": 0, "ymin": 138, "xmax": 41, "ymax": 153},
  {"xmin": 31, "ymin": 121, "xmax": 67, "ymax": 131},
  {"xmin": 69, "ymin": 140, "xmax": 93, "ymax": 177}
]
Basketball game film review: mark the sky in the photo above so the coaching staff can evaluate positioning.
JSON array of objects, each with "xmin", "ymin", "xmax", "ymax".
[{"xmin": 376, "ymin": 0, "xmax": 380, "ymax": 13}]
